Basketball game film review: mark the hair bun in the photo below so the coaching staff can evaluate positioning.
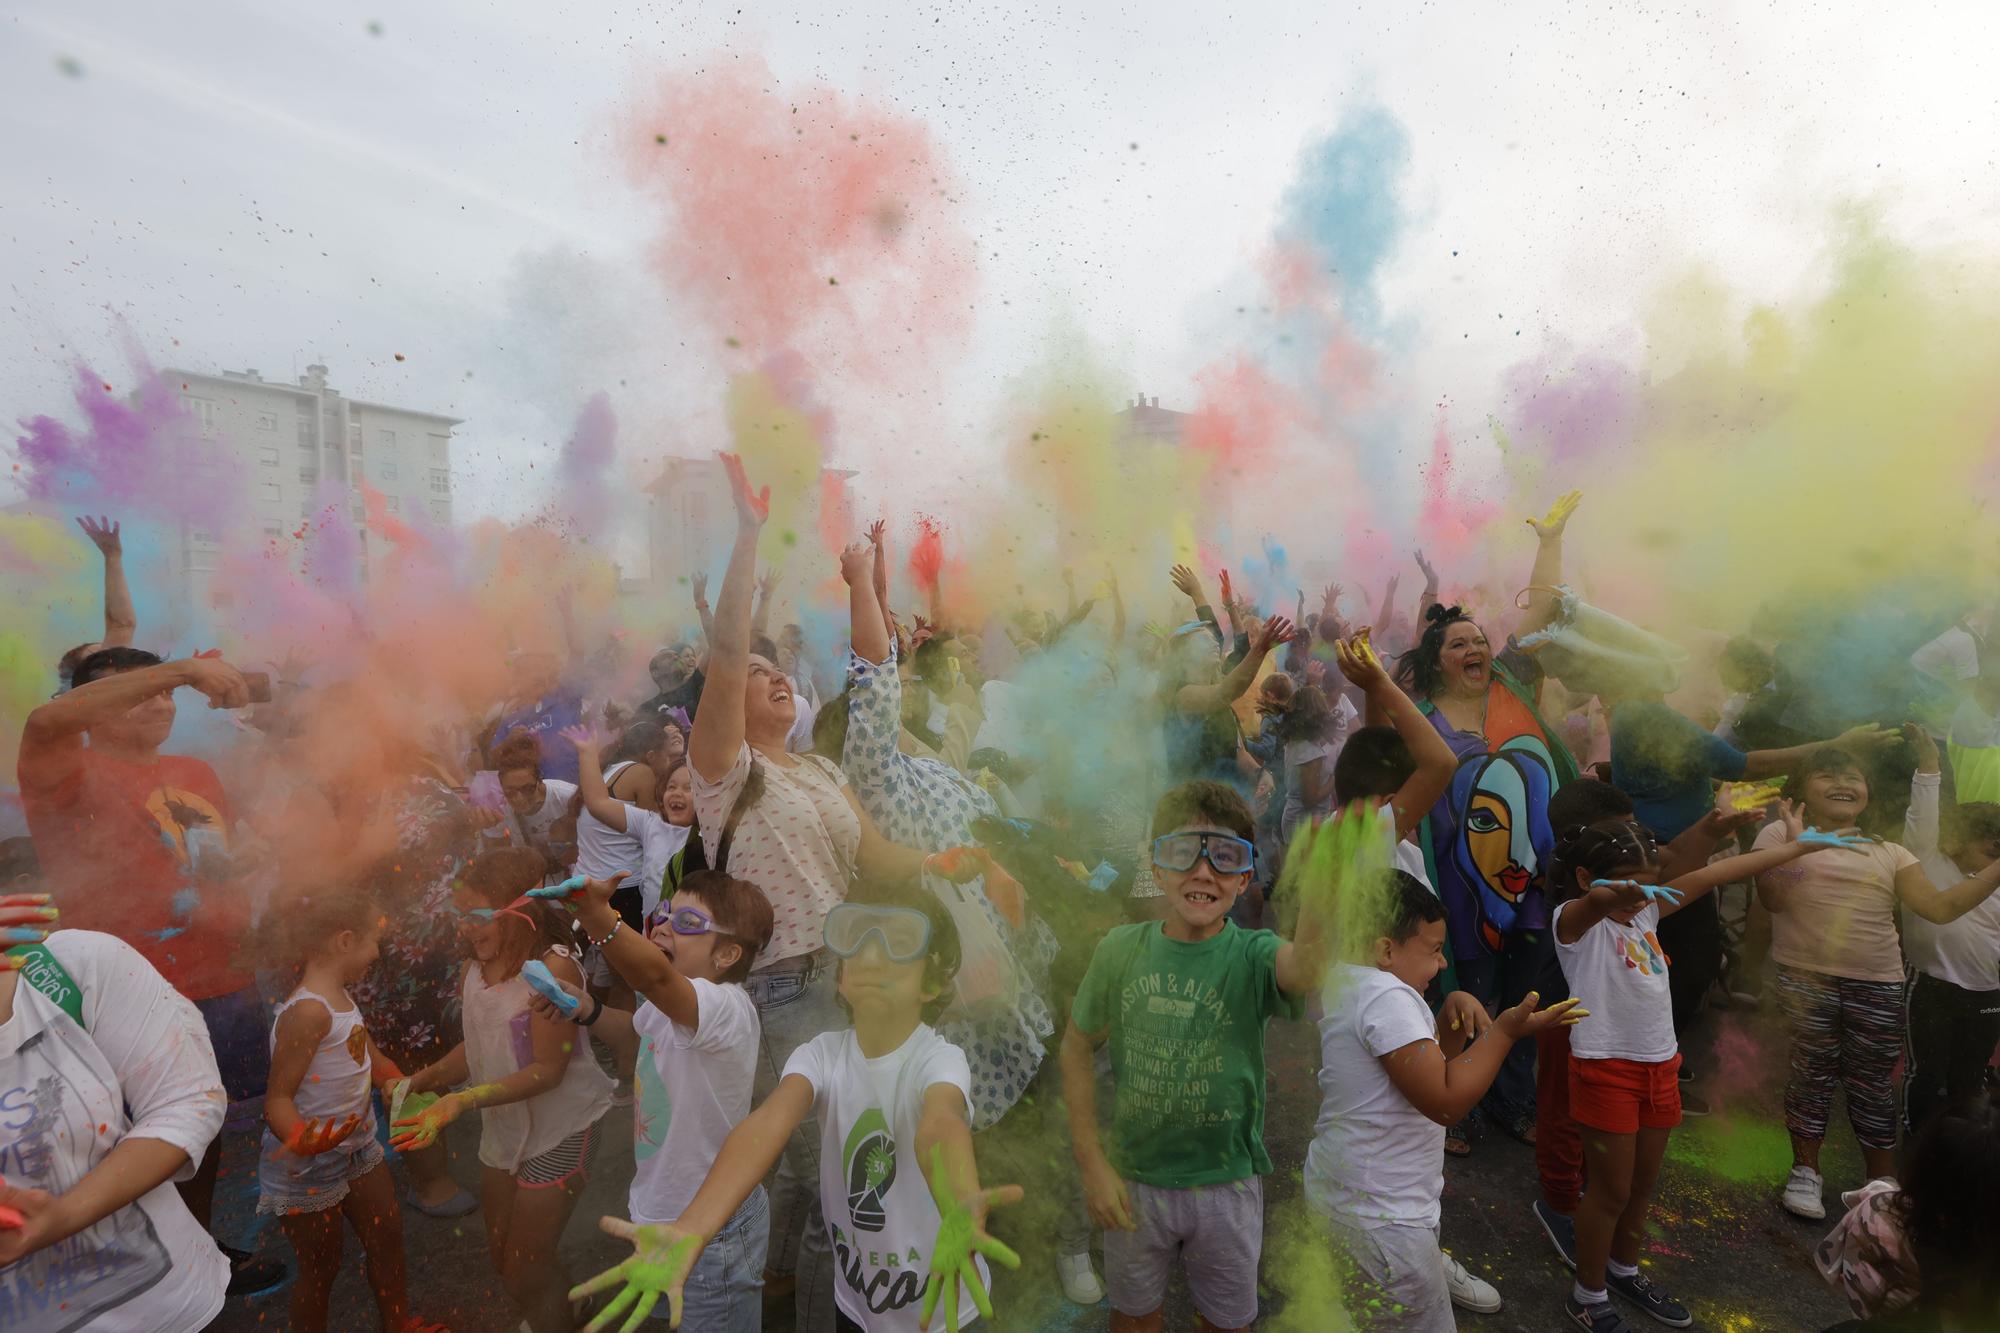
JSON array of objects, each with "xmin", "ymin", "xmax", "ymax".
[{"xmin": 1424, "ymin": 602, "xmax": 1465, "ymax": 626}]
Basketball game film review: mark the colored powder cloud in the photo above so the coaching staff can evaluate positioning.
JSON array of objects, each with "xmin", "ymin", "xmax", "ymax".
[{"xmin": 1280, "ymin": 102, "xmax": 1411, "ymax": 333}]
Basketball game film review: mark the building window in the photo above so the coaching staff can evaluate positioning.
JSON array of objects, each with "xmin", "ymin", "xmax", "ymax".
[
  {"xmin": 379, "ymin": 429, "xmax": 397, "ymax": 451},
  {"xmin": 350, "ymin": 424, "xmax": 363, "ymax": 452},
  {"xmin": 192, "ymin": 528, "xmax": 217, "ymax": 545},
  {"xmin": 187, "ymin": 397, "xmax": 218, "ymax": 437},
  {"xmin": 187, "ymin": 552, "xmax": 214, "ymax": 572},
  {"xmin": 428, "ymin": 432, "xmax": 449, "ymax": 460},
  {"xmin": 257, "ymin": 413, "xmax": 277, "ymax": 432},
  {"xmin": 428, "ymin": 468, "xmax": 449, "ymax": 494},
  {"xmin": 297, "ymin": 419, "xmax": 313, "ymax": 448},
  {"xmin": 379, "ymin": 458, "xmax": 398, "ymax": 481},
  {"xmin": 299, "ymin": 467, "xmax": 318, "ymax": 485},
  {"xmin": 259, "ymin": 445, "xmax": 280, "ymax": 467},
  {"xmin": 260, "ymin": 481, "xmax": 281, "ymax": 504}
]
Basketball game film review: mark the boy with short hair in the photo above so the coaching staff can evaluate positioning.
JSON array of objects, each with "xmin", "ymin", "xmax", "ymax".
[
  {"xmin": 575, "ymin": 878, "xmax": 1020, "ymax": 1332},
  {"xmin": 1061, "ymin": 778, "xmax": 1334, "ymax": 1332},
  {"xmin": 549, "ymin": 868, "xmax": 775, "ymax": 1333},
  {"xmin": 1307, "ymin": 870, "xmax": 1583, "ymax": 1330}
]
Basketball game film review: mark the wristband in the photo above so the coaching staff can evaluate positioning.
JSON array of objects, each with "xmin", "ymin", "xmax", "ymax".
[{"xmin": 579, "ymin": 994, "xmax": 604, "ymax": 1027}]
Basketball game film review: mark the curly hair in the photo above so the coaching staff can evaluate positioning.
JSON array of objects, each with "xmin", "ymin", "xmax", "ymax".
[{"xmin": 1393, "ymin": 602, "xmax": 1481, "ymax": 700}]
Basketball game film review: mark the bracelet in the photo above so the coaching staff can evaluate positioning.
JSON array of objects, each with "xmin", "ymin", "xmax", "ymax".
[
  {"xmin": 579, "ymin": 994, "xmax": 604, "ymax": 1027},
  {"xmin": 585, "ymin": 917, "xmax": 623, "ymax": 949}
]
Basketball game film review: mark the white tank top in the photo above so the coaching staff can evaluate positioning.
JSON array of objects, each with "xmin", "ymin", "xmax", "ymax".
[
  {"xmin": 462, "ymin": 947, "xmax": 615, "ymax": 1170},
  {"xmin": 576, "ymin": 760, "xmax": 645, "ymax": 879},
  {"xmin": 265, "ymin": 987, "xmax": 375, "ymax": 1151}
]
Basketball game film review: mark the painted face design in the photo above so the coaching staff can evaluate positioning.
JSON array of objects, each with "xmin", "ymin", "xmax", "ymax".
[{"xmin": 1446, "ymin": 736, "xmax": 1557, "ymax": 954}]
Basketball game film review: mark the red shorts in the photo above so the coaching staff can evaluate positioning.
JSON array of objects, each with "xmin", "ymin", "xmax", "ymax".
[{"xmin": 1568, "ymin": 1053, "xmax": 1683, "ymax": 1133}]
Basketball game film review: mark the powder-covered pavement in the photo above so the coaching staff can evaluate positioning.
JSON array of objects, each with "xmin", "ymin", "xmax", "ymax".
[{"xmin": 210, "ymin": 994, "xmax": 1854, "ymax": 1332}]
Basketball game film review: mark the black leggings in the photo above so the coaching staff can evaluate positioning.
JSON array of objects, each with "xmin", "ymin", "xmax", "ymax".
[{"xmin": 1903, "ymin": 970, "xmax": 2000, "ymax": 1134}]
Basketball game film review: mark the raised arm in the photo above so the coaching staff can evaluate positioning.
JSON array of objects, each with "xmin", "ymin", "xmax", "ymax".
[
  {"xmin": 1903, "ymin": 724, "xmax": 1941, "ymax": 859},
  {"xmin": 841, "ymin": 542, "xmax": 892, "ymax": 666},
  {"xmin": 574, "ymin": 874, "xmax": 700, "ymax": 1027},
  {"xmin": 752, "ymin": 569, "xmax": 780, "ymax": 640},
  {"xmin": 1169, "ymin": 564, "xmax": 1226, "ymax": 648},
  {"xmin": 563, "ymin": 727, "xmax": 630, "ymax": 833},
  {"xmin": 21, "ymin": 657, "xmax": 249, "ymax": 791},
  {"xmin": 868, "ymin": 519, "xmax": 895, "ymax": 645},
  {"xmin": 1381, "ymin": 991, "xmax": 1581, "ymax": 1126},
  {"xmin": 1414, "ymin": 550, "xmax": 1439, "ymax": 622},
  {"xmin": 1519, "ymin": 491, "xmax": 1581, "ymax": 636},
  {"xmin": 76, "ymin": 515, "xmax": 136, "ymax": 648},
  {"xmin": 1372, "ymin": 574, "xmax": 1401, "ymax": 637},
  {"xmin": 1336, "ymin": 635, "xmax": 1455, "ymax": 840},
  {"xmin": 1174, "ymin": 616, "xmax": 1295, "ymax": 714},
  {"xmin": 1107, "ymin": 568, "xmax": 1126, "ymax": 646},
  {"xmin": 687, "ymin": 454, "xmax": 768, "ymax": 782},
  {"xmin": 690, "ymin": 572, "xmax": 715, "ymax": 648}
]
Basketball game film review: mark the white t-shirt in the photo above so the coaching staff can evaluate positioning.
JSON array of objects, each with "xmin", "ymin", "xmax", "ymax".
[
  {"xmin": 1303, "ymin": 964, "xmax": 1445, "ymax": 1228},
  {"xmin": 629, "ymin": 982, "xmax": 760, "ymax": 1224},
  {"xmin": 1903, "ymin": 772, "xmax": 2000, "ymax": 992},
  {"xmin": 1552, "ymin": 900, "xmax": 1677, "ymax": 1062},
  {"xmin": 783, "ymin": 1025, "xmax": 983, "ymax": 1332},
  {"xmin": 0, "ymin": 931, "xmax": 229, "ymax": 1331},
  {"xmin": 616, "ymin": 806, "xmax": 695, "ymax": 921},
  {"xmin": 577, "ymin": 762, "xmax": 646, "ymax": 880}
]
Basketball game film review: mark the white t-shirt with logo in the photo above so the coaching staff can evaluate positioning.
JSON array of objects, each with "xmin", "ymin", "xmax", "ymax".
[
  {"xmin": 783, "ymin": 1025, "xmax": 982, "ymax": 1331},
  {"xmin": 623, "ymin": 806, "xmax": 695, "ymax": 922},
  {"xmin": 628, "ymin": 981, "xmax": 760, "ymax": 1224},
  {"xmin": 1553, "ymin": 900, "xmax": 1677, "ymax": 1063},
  {"xmin": 1304, "ymin": 963, "xmax": 1445, "ymax": 1228}
]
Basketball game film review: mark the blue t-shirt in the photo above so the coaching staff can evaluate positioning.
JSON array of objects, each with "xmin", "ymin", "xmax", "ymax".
[
  {"xmin": 491, "ymin": 690, "xmax": 586, "ymax": 783},
  {"xmin": 1608, "ymin": 700, "xmax": 1747, "ymax": 841}
]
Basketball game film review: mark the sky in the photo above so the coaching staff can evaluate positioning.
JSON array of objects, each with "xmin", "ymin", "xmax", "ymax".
[{"xmin": 6, "ymin": 0, "xmax": 2000, "ymax": 527}]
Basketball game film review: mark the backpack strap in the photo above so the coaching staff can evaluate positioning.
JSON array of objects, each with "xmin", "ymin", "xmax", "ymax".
[
  {"xmin": 7, "ymin": 943, "xmax": 84, "ymax": 1027},
  {"xmin": 711, "ymin": 756, "xmax": 766, "ymax": 874}
]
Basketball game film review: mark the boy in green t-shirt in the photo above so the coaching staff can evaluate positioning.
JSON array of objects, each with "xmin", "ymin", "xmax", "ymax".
[{"xmin": 1061, "ymin": 779, "xmax": 1329, "ymax": 1332}]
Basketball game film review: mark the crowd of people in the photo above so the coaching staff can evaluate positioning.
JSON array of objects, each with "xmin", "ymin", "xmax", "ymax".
[{"xmin": 3, "ymin": 477, "xmax": 1998, "ymax": 1333}]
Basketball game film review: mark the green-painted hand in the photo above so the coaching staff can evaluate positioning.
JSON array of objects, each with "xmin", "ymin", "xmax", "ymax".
[
  {"xmin": 388, "ymin": 1092, "xmax": 463, "ymax": 1153},
  {"xmin": 919, "ymin": 1144, "xmax": 1023, "ymax": 1332},
  {"xmin": 571, "ymin": 1216, "xmax": 703, "ymax": 1331}
]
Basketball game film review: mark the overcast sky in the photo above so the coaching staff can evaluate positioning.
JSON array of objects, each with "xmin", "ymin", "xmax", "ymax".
[{"xmin": 6, "ymin": 0, "xmax": 1998, "ymax": 521}]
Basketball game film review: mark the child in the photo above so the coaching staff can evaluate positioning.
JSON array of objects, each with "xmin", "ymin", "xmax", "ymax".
[
  {"xmin": 533, "ymin": 868, "xmax": 774, "ymax": 1333},
  {"xmin": 566, "ymin": 725, "xmax": 696, "ymax": 926},
  {"xmin": 571, "ymin": 878, "xmax": 1021, "ymax": 1332},
  {"xmin": 1897, "ymin": 725, "xmax": 2000, "ymax": 1133},
  {"xmin": 258, "ymin": 886, "xmax": 440, "ymax": 1333},
  {"xmin": 1061, "ymin": 778, "xmax": 1330, "ymax": 1333},
  {"xmin": 392, "ymin": 847, "xmax": 615, "ymax": 1333},
  {"xmin": 1549, "ymin": 812, "xmax": 1861, "ymax": 1330},
  {"xmin": 1306, "ymin": 870, "xmax": 1582, "ymax": 1330},
  {"xmin": 1327, "ymin": 634, "xmax": 1459, "ymax": 886},
  {"xmin": 1751, "ymin": 750, "xmax": 2000, "ymax": 1220}
]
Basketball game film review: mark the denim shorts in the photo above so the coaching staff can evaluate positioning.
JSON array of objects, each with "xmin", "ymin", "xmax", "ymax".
[
  {"xmin": 663, "ymin": 1187, "xmax": 768, "ymax": 1330},
  {"xmin": 256, "ymin": 1134, "xmax": 385, "ymax": 1216}
]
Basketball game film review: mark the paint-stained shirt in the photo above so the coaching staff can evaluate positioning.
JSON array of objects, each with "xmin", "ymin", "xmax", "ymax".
[
  {"xmin": 17, "ymin": 738, "xmax": 252, "ymax": 1001},
  {"xmin": 1071, "ymin": 921, "xmax": 1302, "ymax": 1189}
]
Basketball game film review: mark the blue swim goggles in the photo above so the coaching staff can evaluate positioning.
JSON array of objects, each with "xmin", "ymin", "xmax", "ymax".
[{"xmin": 1151, "ymin": 831, "xmax": 1256, "ymax": 875}]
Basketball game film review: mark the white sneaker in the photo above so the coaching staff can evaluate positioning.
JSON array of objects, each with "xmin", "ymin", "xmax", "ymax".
[
  {"xmin": 1442, "ymin": 1250, "xmax": 1502, "ymax": 1314},
  {"xmin": 1056, "ymin": 1252, "xmax": 1105, "ymax": 1306},
  {"xmin": 1782, "ymin": 1165, "xmax": 1826, "ymax": 1220}
]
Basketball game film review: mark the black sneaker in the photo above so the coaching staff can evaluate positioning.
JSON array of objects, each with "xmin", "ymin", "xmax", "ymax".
[
  {"xmin": 222, "ymin": 1245, "xmax": 287, "ymax": 1297},
  {"xmin": 1607, "ymin": 1270, "xmax": 1693, "ymax": 1327},
  {"xmin": 1679, "ymin": 1089, "xmax": 1712, "ymax": 1117},
  {"xmin": 1566, "ymin": 1295, "xmax": 1632, "ymax": 1330},
  {"xmin": 1533, "ymin": 1198, "xmax": 1579, "ymax": 1271}
]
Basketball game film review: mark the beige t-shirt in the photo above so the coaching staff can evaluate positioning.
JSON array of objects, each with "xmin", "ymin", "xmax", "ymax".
[
  {"xmin": 692, "ymin": 743, "xmax": 859, "ymax": 967},
  {"xmin": 1753, "ymin": 823, "xmax": 1916, "ymax": 982}
]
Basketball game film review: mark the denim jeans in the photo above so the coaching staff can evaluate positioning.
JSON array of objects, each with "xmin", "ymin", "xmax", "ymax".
[
  {"xmin": 671, "ymin": 1188, "xmax": 768, "ymax": 1332},
  {"xmin": 743, "ymin": 953, "xmax": 843, "ymax": 1333}
]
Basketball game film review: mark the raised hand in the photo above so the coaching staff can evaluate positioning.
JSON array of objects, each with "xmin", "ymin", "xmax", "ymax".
[
  {"xmin": 1333, "ymin": 632, "xmax": 1388, "ymax": 691},
  {"xmin": 718, "ymin": 452, "xmax": 770, "ymax": 527},
  {"xmin": 75, "ymin": 514, "xmax": 122, "ymax": 557},
  {"xmin": 1414, "ymin": 549, "xmax": 1438, "ymax": 587},
  {"xmin": 920, "ymin": 1144, "xmax": 1022, "ymax": 1333},
  {"xmin": 0, "ymin": 896, "xmax": 58, "ymax": 962},
  {"xmin": 388, "ymin": 1092, "xmax": 466, "ymax": 1152},
  {"xmin": 1590, "ymin": 879, "xmax": 1683, "ymax": 908},
  {"xmin": 1495, "ymin": 990, "xmax": 1587, "ymax": 1038},
  {"xmin": 1527, "ymin": 490, "xmax": 1583, "ymax": 540},
  {"xmin": 1833, "ymin": 722, "xmax": 1896, "ymax": 754},
  {"xmin": 1168, "ymin": 564, "xmax": 1202, "ymax": 602},
  {"xmin": 1717, "ymin": 780, "xmax": 1784, "ymax": 815},
  {"xmin": 840, "ymin": 542, "xmax": 873, "ymax": 587},
  {"xmin": 1252, "ymin": 616, "xmax": 1296, "ymax": 656},
  {"xmin": 1902, "ymin": 721, "xmax": 1940, "ymax": 771},
  {"xmin": 558, "ymin": 723, "xmax": 617, "ymax": 754},
  {"xmin": 285, "ymin": 1113, "xmax": 365, "ymax": 1156},
  {"xmin": 572, "ymin": 1217, "xmax": 703, "ymax": 1332},
  {"xmin": 867, "ymin": 519, "xmax": 887, "ymax": 549},
  {"xmin": 690, "ymin": 572, "xmax": 709, "ymax": 607},
  {"xmin": 1217, "ymin": 569, "xmax": 1235, "ymax": 614},
  {"xmin": 757, "ymin": 569, "xmax": 782, "ymax": 600},
  {"xmin": 179, "ymin": 657, "xmax": 252, "ymax": 710}
]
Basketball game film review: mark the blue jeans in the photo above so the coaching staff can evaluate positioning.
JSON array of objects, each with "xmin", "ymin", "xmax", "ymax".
[
  {"xmin": 670, "ymin": 1188, "xmax": 768, "ymax": 1331},
  {"xmin": 743, "ymin": 953, "xmax": 843, "ymax": 1333}
]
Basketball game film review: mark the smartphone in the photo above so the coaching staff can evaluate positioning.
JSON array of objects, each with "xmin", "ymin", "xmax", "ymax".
[{"xmin": 242, "ymin": 671, "xmax": 273, "ymax": 704}]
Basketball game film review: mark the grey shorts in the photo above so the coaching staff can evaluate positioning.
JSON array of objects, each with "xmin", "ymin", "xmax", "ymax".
[
  {"xmin": 1103, "ymin": 1176, "xmax": 1263, "ymax": 1328},
  {"xmin": 1323, "ymin": 1217, "xmax": 1452, "ymax": 1332}
]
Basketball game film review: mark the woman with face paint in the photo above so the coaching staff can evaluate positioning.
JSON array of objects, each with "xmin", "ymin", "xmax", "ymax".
[{"xmin": 1393, "ymin": 493, "xmax": 1585, "ymax": 1153}]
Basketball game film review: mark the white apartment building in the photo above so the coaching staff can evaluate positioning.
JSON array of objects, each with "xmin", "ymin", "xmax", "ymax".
[
  {"xmin": 165, "ymin": 363, "xmax": 459, "ymax": 599},
  {"xmin": 644, "ymin": 455, "xmax": 855, "ymax": 605}
]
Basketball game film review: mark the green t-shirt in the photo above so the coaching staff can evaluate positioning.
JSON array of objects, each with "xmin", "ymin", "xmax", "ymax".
[{"xmin": 1070, "ymin": 920, "xmax": 1303, "ymax": 1189}]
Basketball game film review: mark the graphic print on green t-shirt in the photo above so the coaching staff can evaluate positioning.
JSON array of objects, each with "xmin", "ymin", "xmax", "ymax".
[
  {"xmin": 1072, "ymin": 921, "xmax": 1302, "ymax": 1190},
  {"xmin": 633, "ymin": 1033, "xmax": 672, "ymax": 1161},
  {"xmin": 843, "ymin": 1107, "xmax": 897, "ymax": 1233}
]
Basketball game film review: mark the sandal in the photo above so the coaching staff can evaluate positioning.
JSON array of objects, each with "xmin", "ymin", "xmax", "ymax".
[
  {"xmin": 1444, "ymin": 1123, "xmax": 1472, "ymax": 1157},
  {"xmin": 1498, "ymin": 1110, "xmax": 1538, "ymax": 1147}
]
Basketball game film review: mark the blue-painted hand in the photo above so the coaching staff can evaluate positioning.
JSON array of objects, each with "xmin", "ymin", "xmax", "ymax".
[
  {"xmin": 1799, "ymin": 828, "xmax": 1871, "ymax": 850},
  {"xmin": 527, "ymin": 875, "xmax": 586, "ymax": 902},
  {"xmin": 523, "ymin": 959, "xmax": 581, "ymax": 1013}
]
